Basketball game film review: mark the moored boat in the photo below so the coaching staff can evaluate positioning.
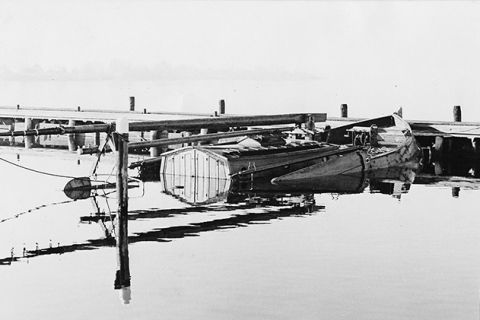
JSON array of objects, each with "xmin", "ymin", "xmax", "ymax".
[
  {"xmin": 159, "ymin": 140, "xmax": 358, "ymax": 183},
  {"xmin": 271, "ymin": 114, "xmax": 421, "ymax": 184}
]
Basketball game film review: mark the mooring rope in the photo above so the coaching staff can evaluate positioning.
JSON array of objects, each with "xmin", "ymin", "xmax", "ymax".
[{"xmin": 0, "ymin": 156, "xmax": 77, "ymax": 179}]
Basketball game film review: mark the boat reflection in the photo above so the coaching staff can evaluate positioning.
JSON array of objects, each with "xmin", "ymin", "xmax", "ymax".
[{"xmin": 4, "ymin": 154, "xmax": 480, "ymax": 304}]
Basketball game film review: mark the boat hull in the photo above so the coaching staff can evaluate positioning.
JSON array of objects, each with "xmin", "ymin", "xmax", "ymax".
[{"xmin": 272, "ymin": 114, "xmax": 421, "ymax": 185}]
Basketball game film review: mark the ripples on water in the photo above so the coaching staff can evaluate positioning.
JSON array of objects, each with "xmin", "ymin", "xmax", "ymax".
[{"xmin": 2, "ymin": 148, "xmax": 480, "ymax": 319}]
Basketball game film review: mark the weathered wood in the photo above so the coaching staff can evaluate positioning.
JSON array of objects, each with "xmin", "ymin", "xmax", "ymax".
[
  {"xmin": 67, "ymin": 120, "xmax": 77, "ymax": 152},
  {"xmin": 219, "ymin": 99, "xmax": 226, "ymax": 115},
  {"xmin": 149, "ymin": 130, "xmax": 159, "ymax": 157},
  {"xmin": 0, "ymin": 113, "xmax": 326, "ymax": 136},
  {"xmin": 114, "ymin": 118, "xmax": 130, "ymax": 290},
  {"xmin": 341, "ymin": 104, "xmax": 348, "ymax": 118},
  {"xmin": 24, "ymin": 118, "xmax": 33, "ymax": 149},
  {"xmin": 128, "ymin": 126, "xmax": 293, "ymax": 149},
  {"xmin": 130, "ymin": 113, "xmax": 326, "ymax": 132},
  {"xmin": 453, "ymin": 105, "xmax": 461, "ymax": 122},
  {"xmin": 130, "ymin": 96, "xmax": 135, "ymax": 112}
]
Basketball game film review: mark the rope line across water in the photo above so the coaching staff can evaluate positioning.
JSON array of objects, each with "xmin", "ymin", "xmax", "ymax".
[{"xmin": 0, "ymin": 156, "xmax": 77, "ymax": 179}]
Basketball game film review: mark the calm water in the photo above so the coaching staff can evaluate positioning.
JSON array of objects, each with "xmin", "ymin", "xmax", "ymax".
[{"xmin": 1, "ymin": 147, "xmax": 480, "ymax": 320}]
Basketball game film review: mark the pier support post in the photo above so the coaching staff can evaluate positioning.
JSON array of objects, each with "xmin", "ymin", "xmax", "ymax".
[
  {"xmin": 9, "ymin": 121, "xmax": 15, "ymax": 146},
  {"xmin": 114, "ymin": 117, "xmax": 131, "ymax": 298},
  {"xmin": 95, "ymin": 132, "xmax": 101, "ymax": 147},
  {"xmin": 219, "ymin": 99, "xmax": 226, "ymax": 115},
  {"xmin": 24, "ymin": 118, "xmax": 33, "ymax": 149},
  {"xmin": 341, "ymin": 104, "xmax": 348, "ymax": 118},
  {"xmin": 182, "ymin": 131, "xmax": 191, "ymax": 147},
  {"xmin": 452, "ymin": 187, "xmax": 460, "ymax": 198},
  {"xmin": 160, "ymin": 130, "xmax": 169, "ymax": 154},
  {"xmin": 149, "ymin": 130, "xmax": 159, "ymax": 157},
  {"xmin": 130, "ymin": 96, "xmax": 135, "ymax": 112},
  {"xmin": 453, "ymin": 105, "xmax": 462, "ymax": 122},
  {"xmin": 68, "ymin": 120, "xmax": 77, "ymax": 152},
  {"xmin": 199, "ymin": 128, "xmax": 208, "ymax": 145}
]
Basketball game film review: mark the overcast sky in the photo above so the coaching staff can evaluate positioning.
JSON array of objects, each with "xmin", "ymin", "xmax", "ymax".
[
  {"xmin": 0, "ymin": 1, "xmax": 479, "ymax": 118},
  {"xmin": 1, "ymin": 1, "xmax": 478, "ymax": 78}
]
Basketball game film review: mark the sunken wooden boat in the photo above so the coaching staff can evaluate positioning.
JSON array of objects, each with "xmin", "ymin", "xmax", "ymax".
[
  {"xmin": 159, "ymin": 138, "xmax": 358, "ymax": 185},
  {"xmin": 271, "ymin": 114, "xmax": 421, "ymax": 185}
]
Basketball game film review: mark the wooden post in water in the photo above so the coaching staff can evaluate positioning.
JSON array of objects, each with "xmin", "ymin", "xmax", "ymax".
[
  {"xmin": 341, "ymin": 104, "xmax": 348, "ymax": 118},
  {"xmin": 130, "ymin": 96, "xmax": 135, "ymax": 112},
  {"xmin": 149, "ymin": 130, "xmax": 159, "ymax": 157},
  {"xmin": 452, "ymin": 187, "xmax": 460, "ymax": 198},
  {"xmin": 24, "ymin": 118, "xmax": 33, "ymax": 149},
  {"xmin": 160, "ymin": 130, "xmax": 169, "ymax": 153},
  {"xmin": 219, "ymin": 99, "xmax": 226, "ymax": 115},
  {"xmin": 453, "ymin": 105, "xmax": 462, "ymax": 122},
  {"xmin": 9, "ymin": 120, "xmax": 15, "ymax": 146},
  {"xmin": 95, "ymin": 132, "xmax": 101, "ymax": 147},
  {"xmin": 114, "ymin": 117, "xmax": 131, "ymax": 300},
  {"xmin": 199, "ymin": 128, "xmax": 208, "ymax": 145},
  {"xmin": 67, "ymin": 120, "xmax": 77, "ymax": 152}
]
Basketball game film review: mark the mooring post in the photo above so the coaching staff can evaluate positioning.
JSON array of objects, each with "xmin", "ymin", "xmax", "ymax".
[
  {"xmin": 453, "ymin": 105, "xmax": 462, "ymax": 122},
  {"xmin": 149, "ymin": 130, "xmax": 159, "ymax": 157},
  {"xmin": 95, "ymin": 132, "xmax": 101, "ymax": 147},
  {"xmin": 182, "ymin": 131, "xmax": 192, "ymax": 147},
  {"xmin": 24, "ymin": 118, "xmax": 33, "ymax": 149},
  {"xmin": 452, "ymin": 187, "xmax": 460, "ymax": 198},
  {"xmin": 341, "ymin": 104, "xmax": 348, "ymax": 118},
  {"xmin": 9, "ymin": 120, "xmax": 15, "ymax": 146},
  {"xmin": 160, "ymin": 130, "xmax": 169, "ymax": 153},
  {"xmin": 199, "ymin": 128, "xmax": 208, "ymax": 145},
  {"xmin": 67, "ymin": 120, "xmax": 77, "ymax": 152},
  {"xmin": 130, "ymin": 96, "xmax": 135, "ymax": 112},
  {"xmin": 114, "ymin": 117, "xmax": 131, "ymax": 300},
  {"xmin": 219, "ymin": 99, "xmax": 226, "ymax": 115}
]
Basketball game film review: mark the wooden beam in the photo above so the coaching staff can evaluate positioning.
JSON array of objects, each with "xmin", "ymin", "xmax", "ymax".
[
  {"xmin": 128, "ymin": 126, "xmax": 293, "ymax": 150},
  {"xmin": 114, "ymin": 118, "xmax": 130, "ymax": 293},
  {"xmin": 0, "ymin": 113, "xmax": 325, "ymax": 136}
]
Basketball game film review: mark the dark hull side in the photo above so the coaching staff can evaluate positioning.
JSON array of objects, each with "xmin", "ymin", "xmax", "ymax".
[{"xmin": 272, "ymin": 115, "xmax": 421, "ymax": 185}]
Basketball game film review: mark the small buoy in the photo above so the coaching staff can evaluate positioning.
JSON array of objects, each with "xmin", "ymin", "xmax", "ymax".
[{"xmin": 35, "ymin": 242, "xmax": 39, "ymax": 252}]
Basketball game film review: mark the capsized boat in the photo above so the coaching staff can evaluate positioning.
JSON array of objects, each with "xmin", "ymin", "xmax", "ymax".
[{"xmin": 271, "ymin": 114, "xmax": 421, "ymax": 184}]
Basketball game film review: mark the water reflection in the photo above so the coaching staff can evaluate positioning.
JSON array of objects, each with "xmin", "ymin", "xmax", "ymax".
[{"xmin": 2, "ymin": 153, "xmax": 480, "ymax": 307}]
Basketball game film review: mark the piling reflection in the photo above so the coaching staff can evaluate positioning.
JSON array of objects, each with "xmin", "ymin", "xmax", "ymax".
[{"xmin": 3, "ymin": 154, "xmax": 480, "ymax": 304}]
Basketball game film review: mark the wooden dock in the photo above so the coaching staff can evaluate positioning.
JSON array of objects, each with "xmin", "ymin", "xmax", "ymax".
[{"xmin": 1, "ymin": 100, "xmax": 479, "ymax": 161}]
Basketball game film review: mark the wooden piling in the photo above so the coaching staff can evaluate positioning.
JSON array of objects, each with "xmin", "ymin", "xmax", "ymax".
[
  {"xmin": 95, "ymin": 132, "xmax": 101, "ymax": 147},
  {"xmin": 219, "ymin": 99, "xmax": 226, "ymax": 115},
  {"xmin": 114, "ymin": 118, "xmax": 130, "ymax": 290},
  {"xmin": 199, "ymin": 128, "xmax": 208, "ymax": 145},
  {"xmin": 130, "ymin": 96, "xmax": 135, "ymax": 112},
  {"xmin": 160, "ymin": 130, "xmax": 169, "ymax": 153},
  {"xmin": 68, "ymin": 120, "xmax": 77, "ymax": 152},
  {"xmin": 453, "ymin": 105, "xmax": 462, "ymax": 122},
  {"xmin": 9, "ymin": 121, "xmax": 15, "ymax": 145},
  {"xmin": 24, "ymin": 118, "xmax": 33, "ymax": 149},
  {"xmin": 341, "ymin": 104, "xmax": 348, "ymax": 118},
  {"xmin": 149, "ymin": 130, "xmax": 159, "ymax": 157},
  {"xmin": 452, "ymin": 187, "xmax": 460, "ymax": 198}
]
